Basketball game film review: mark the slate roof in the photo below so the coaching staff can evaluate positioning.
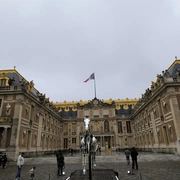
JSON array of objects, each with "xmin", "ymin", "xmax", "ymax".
[
  {"xmin": 60, "ymin": 107, "xmax": 77, "ymax": 118},
  {"xmin": 7, "ymin": 72, "xmax": 22, "ymax": 86},
  {"xmin": 168, "ymin": 63, "xmax": 180, "ymax": 78}
]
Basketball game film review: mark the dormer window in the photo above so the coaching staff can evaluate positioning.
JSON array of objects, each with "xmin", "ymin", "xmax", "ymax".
[
  {"xmin": 0, "ymin": 79, "xmax": 6, "ymax": 86},
  {"xmin": 0, "ymin": 73, "xmax": 9, "ymax": 86}
]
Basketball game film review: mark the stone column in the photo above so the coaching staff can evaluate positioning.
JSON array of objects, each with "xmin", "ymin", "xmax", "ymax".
[
  {"xmin": 76, "ymin": 126, "xmax": 80, "ymax": 148},
  {"xmin": 131, "ymin": 123, "xmax": 136, "ymax": 147},
  {"xmin": 37, "ymin": 114, "xmax": 43, "ymax": 151},
  {"xmin": 100, "ymin": 136, "xmax": 102, "ymax": 147},
  {"xmin": 8, "ymin": 98, "xmax": 23, "ymax": 161},
  {"xmin": 150, "ymin": 112, "xmax": 159, "ymax": 149},
  {"xmin": 149, "ymin": 131, "xmax": 153, "ymax": 147}
]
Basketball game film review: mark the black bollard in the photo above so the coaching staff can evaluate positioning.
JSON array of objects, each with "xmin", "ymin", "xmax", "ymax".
[{"xmin": 140, "ymin": 173, "xmax": 142, "ymax": 180}]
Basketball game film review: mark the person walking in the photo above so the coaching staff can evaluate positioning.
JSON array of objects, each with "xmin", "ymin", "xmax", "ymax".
[
  {"xmin": 2, "ymin": 152, "xmax": 7, "ymax": 168},
  {"xmin": 131, "ymin": 147, "xmax": 138, "ymax": 170},
  {"xmin": 15, "ymin": 152, "xmax": 25, "ymax": 180},
  {"xmin": 57, "ymin": 151, "xmax": 65, "ymax": 176},
  {"xmin": 124, "ymin": 148, "xmax": 131, "ymax": 165},
  {"xmin": 117, "ymin": 145, "xmax": 120, "ymax": 154}
]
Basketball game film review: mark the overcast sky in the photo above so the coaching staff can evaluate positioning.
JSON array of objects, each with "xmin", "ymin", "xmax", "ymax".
[{"xmin": 1, "ymin": 0, "xmax": 180, "ymax": 102}]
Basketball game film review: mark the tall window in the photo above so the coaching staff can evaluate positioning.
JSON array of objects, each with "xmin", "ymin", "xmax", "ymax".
[
  {"xmin": 104, "ymin": 120, "xmax": 109, "ymax": 132},
  {"xmin": 90, "ymin": 126, "xmax": 93, "ymax": 132},
  {"xmin": 103, "ymin": 108, "xmax": 109, "ymax": 117},
  {"xmin": 64, "ymin": 124, "xmax": 68, "ymax": 136},
  {"xmin": 72, "ymin": 138, "xmax": 76, "ymax": 143},
  {"xmin": 30, "ymin": 105, "xmax": 34, "ymax": 121},
  {"xmin": 93, "ymin": 109, "xmax": 99, "ymax": 118},
  {"xmin": 126, "ymin": 121, "xmax": 132, "ymax": 133},
  {"xmin": 118, "ymin": 122, "xmax": 123, "ymax": 133},
  {"xmin": 0, "ymin": 79, "xmax": 6, "ymax": 86},
  {"xmin": 84, "ymin": 109, "xmax": 90, "ymax": 117},
  {"xmin": 72, "ymin": 123, "xmax": 76, "ymax": 135},
  {"xmin": 64, "ymin": 138, "xmax": 68, "ymax": 149}
]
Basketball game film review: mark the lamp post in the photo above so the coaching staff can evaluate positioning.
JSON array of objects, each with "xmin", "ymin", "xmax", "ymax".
[{"xmin": 81, "ymin": 117, "xmax": 97, "ymax": 180}]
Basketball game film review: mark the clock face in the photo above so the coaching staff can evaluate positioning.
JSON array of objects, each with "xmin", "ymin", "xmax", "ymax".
[{"xmin": 93, "ymin": 100, "xmax": 98, "ymax": 105}]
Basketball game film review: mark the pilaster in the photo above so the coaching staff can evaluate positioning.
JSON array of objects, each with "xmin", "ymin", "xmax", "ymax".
[
  {"xmin": 37, "ymin": 114, "xmax": 43, "ymax": 151},
  {"xmin": 169, "ymin": 96, "xmax": 180, "ymax": 155},
  {"xmin": 150, "ymin": 112, "xmax": 159, "ymax": 148},
  {"xmin": 8, "ymin": 99, "xmax": 23, "ymax": 161}
]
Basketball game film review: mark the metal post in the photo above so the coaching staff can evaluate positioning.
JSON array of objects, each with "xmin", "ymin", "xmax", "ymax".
[
  {"xmin": 83, "ymin": 117, "xmax": 97, "ymax": 180},
  {"xmin": 89, "ymin": 141, "xmax": 92, "ymax": 180},
  {"xmin": 140, "ymin": 173, "xmax": 142, "ymax": 180}
]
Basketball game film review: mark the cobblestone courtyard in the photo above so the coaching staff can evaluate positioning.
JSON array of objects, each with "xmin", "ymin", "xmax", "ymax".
[{"xmin": 1, "ymin": 152, "xmax": 180, "ymax": 180}]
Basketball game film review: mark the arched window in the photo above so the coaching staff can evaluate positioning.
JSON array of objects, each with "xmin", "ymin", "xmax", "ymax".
[{"xmin": 104, "ymin": 120, "xmax": 109, "ymax": 132}]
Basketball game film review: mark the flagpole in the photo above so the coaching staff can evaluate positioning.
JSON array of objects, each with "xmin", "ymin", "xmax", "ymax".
[{"xmin": 94, "ymin": 73, "xmax": 97, "ymax": 98}]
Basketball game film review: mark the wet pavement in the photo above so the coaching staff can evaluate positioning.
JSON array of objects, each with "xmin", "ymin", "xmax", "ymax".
[{"xmin": 1, "ymin": 151, "xmax": 180, "ymax": 180}]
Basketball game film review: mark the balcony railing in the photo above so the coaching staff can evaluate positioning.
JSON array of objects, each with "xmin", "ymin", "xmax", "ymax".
[
  {"xmin": 0, "ymin": 116, "xmax": 13, "ymax": 124},
  {"xmin": 80, "ymin": 131, "xmax": 115, "ymax": 135},
  {"xmin": 0, "ymin": 86, "xmax": 10, "ymax": 91},
  {"xmin": 0, "ymin": 86, "xmax": 20, "ymax": 91}
]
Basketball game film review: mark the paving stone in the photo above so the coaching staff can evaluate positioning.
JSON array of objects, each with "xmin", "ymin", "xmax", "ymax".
[{"xmin": 1, "ymin": 152, "xmax": 180, "ymax": 180}]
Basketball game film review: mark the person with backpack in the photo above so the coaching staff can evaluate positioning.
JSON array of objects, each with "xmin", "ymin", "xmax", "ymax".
[{"xmin": 57, "ymin": 151, "xmax": 65, "ymax": 176}]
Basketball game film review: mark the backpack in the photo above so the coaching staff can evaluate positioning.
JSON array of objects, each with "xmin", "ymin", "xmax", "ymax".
[{"xmin": 57, "ymin": 154, "xmax": 64, "ymax": 166}]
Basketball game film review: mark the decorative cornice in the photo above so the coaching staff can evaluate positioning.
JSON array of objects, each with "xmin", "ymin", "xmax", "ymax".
[{"xmin": 53, "ymin": 98, "xmax": 138, "ymax": 112}]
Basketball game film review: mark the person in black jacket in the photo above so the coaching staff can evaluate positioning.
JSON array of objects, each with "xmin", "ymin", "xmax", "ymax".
[
  {"xmin": 2, "ymin": 153, "xmax": 7, "ymax": 168},
  {"xmin": 131, "ymin": 147, "xmax": 138, "ymax": 170},
  {"xmin": 57, "ymin": 151, "xmax": 65, "ymax": 176},
  {"xmin": 56, "ymin": 150, "xmax": 61, "ymax": 161}
]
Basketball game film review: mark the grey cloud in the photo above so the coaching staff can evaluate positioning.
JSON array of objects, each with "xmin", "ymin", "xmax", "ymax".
[{"xmin": 0, "ymin": 0, "xmax": 180, "ymax": 102}]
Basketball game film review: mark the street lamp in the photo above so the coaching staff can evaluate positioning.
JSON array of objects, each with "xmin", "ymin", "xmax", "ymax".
[{"xmin": 81, "ymin": 117, "xmax": 97, "ymax": 180}]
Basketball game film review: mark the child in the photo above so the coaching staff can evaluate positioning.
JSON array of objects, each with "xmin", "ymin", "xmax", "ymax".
[{"xmin": 29, "ymin": 166, "xmax": 36, "ymax": 179}]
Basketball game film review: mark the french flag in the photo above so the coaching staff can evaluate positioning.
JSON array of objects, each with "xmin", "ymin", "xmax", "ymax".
[{"xmin": 84, "ymin": 73, "xmax": 95, "ymax": 82}]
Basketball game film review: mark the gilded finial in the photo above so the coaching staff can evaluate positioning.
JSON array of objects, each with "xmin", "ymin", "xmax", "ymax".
[{"xmin": 175, "ymin": 56, "xmax": 177, "ymax": 60}]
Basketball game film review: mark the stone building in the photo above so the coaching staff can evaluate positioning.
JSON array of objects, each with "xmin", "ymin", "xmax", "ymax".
[
  {"xmin": 0, "ymin": 67, "xmax": 62, "ymax": 161},
  {"xmin": 132, "ymin": 57, "xmax": 180, "ymax": 155},
  {"xmin": 54, "ymin": 57, "xmax": 180, "ymax": 155},
  {"xmin": 54, "ymin": 98, "xmax": 137, "ymax": 151},
  {"xmin": 1, "ymin": 57, "xmax": 180, "ymax": 160}
]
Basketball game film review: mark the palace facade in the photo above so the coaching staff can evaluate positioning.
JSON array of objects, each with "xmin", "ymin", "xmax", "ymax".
[
  {"xmin": 1, "ymin": 57, "xmax": 180, "ymax": 160},
  {"xmin": 0, "ymin": 68, "xmax": 62, "ymax": 160}
]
